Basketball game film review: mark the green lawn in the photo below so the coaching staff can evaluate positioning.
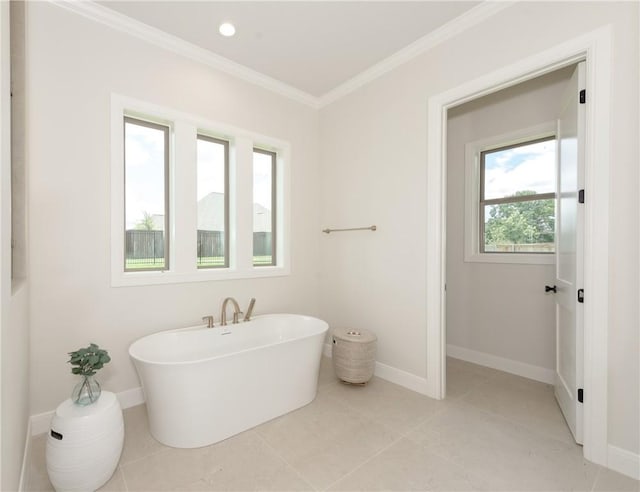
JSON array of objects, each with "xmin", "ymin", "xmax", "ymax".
[
  {"xmin": 253, "ymin": 255, "xmax": 274, "ymax": 266},
  {"xmin": 196, "ymin": 256, "xmax": 226, "ymax": 268},
  {"xmin": 125, "ymin": 256, "xmax": 274, "ymax": 270},
  {"xmin": 125, "ymin": 259, "xmax": 166, "ymax": 270},
  {"xmin": 196, "ymin": 256, "xmax": 275, "ymax": 267}
]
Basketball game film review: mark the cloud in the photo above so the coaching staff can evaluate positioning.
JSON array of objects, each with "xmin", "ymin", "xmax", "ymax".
[
  {"xmin": 125, "ymin": 123, "xmax": 167, "ymax": 227},
  {"xmin": 125, "ymin": 123, "xmax": 165, "ymax": 168},
  {"xmin": 197, "ymin": 139, "xmax": 226, "ymax": 200},
  {"xmin": 484, "ymin": 141, "xmax": 556, "ymax": 199}
]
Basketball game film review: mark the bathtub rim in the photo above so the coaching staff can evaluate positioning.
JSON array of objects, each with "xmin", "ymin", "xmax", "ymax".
[{"xmin": 128, "ymin": 313, "xmax": 328, "ymax": 367}]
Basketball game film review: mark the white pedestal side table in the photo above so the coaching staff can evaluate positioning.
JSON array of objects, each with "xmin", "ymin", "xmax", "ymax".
[{"xmin": 46, "ymin": 391, "xmax": 124, "ymax": 491}]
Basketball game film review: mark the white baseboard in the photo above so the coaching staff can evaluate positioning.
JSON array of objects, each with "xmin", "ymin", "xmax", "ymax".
[
  {"xmin": 30, "ymin": 387, "xmax": 146, "ymax": 436},
  {"xmin": 18, "ymin": 418, "xmax": 32, "ymax": 492},
  {"xmin": 447, "ymin": 344, "xmax": 555, "ymax": 384},
  {"xmin": 116, "ymin": 386, "xmax": 145, "ymax": 409},
  {"xmin": 323, "ymin": 343, "xmax": 429, "ymax": 395},
  {"xmin": 373, "ymin": 361, "xmax": 429, "ymax": 395},
  {"xmin": 608, "ymin": 444, "xmax": 640, "ymax": 480},
  {"xmin": 31, "ymin": 410, "xmax": 55, "ymax": 436}
]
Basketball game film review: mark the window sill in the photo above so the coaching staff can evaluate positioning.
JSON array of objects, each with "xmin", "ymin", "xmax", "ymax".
[
  {"xmin": 464, "ymin": 252, "xmax": 554, "ymax": 265},
  {"xmin": 111, "ymin": 265, "xmax": 290, "ymax": 287}
]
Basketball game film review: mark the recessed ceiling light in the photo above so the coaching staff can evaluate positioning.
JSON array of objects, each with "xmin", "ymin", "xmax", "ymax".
[{"xmin": 219, "ymin": 22, "xmax": 236, "ymax": 37}]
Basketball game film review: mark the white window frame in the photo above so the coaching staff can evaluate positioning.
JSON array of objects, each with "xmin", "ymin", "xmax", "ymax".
[
  {"xmin": 252, "ymin": 147, "xmax": 277, "ymax": 267},
  {"xmin": 196, "ymin": 133, "xmax": 230, "ymax": 270},
  {"xmin": 110, "ymin": 94, "xmax": 291, "ymax": 287},
  {"xmin": 123, "ymin": 116, "xmax": 171, "ymax": 272},
  {"xmin": 464, "ymin": 121, "xmax": 556, "ymax": 265}
]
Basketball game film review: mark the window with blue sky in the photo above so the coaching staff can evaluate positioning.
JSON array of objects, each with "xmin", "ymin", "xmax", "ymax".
[
  {"xmin": 481, "ymin": 137, "xmax": 556, "ymax": 254},
  {"xmin": 197, "ymin": 135, "xmax": 228, "ymax": 269},
  {"xmin": 124, "ymin": 117, "xmax": 169, "ymax": 270},
  {"xmin": 253, "ymin": 149, "xmax": 276, "ymax": 266}
]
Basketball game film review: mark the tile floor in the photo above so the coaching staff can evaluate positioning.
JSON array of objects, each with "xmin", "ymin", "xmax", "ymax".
[{"xmin": 28, "ymin": 357, "xmax": 639, "ymax": 491}]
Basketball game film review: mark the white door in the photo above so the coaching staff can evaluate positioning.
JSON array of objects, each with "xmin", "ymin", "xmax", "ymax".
[{"xmin": 553, "ymin": 62, "xmax": 585, "ymax": 444}]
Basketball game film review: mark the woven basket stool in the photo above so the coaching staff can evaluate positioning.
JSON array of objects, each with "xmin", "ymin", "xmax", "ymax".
[{"xmin": 332, "ymin": 328, "xmax": 377, "ymax": 384}]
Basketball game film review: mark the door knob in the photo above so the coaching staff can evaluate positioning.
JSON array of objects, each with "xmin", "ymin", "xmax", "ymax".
[{"xmin": 545, "ymin": 285, "xmax": 557, "ymax": 293}]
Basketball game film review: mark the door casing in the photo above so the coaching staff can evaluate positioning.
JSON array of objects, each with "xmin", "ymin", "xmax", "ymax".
[{"xmin": 426, "ymin": 26, "xmax": 612, "ymax": 467}]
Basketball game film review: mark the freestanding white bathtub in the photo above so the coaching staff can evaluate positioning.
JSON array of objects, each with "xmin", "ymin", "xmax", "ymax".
[{"xmin": 129, "ymin": 314, "xmax": 328, "ymax": 448}]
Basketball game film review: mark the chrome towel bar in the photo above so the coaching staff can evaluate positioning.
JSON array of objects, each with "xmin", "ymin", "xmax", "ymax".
[{"xmin": 322, "ymin": 225, "xmax": 377, "ymax": 234}]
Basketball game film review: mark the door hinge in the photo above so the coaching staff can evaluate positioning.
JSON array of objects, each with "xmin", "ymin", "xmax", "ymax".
[
  {"xmin": 577, "ymin": 289, "xmax": 584, "ymax": 303},
  {"xmin": 579, "ymin": 89, "xmax": 586, "ymax": 104},
  {"xmin": 578, "ymin": 388, "xmax": 584, "ymax": 403},
  {"xmin": 578, "ymin": 189, "xmax": 585, "ymax": 204}
]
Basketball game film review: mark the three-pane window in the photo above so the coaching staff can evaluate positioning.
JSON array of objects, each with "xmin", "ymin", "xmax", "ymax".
[
  {"xmin": 113, "ymin": 98, "xmax": 289, "ymax": 286},
  {"xmin": 124, "ymin": 117, "xmax": 170, "ymax": 271},
  {"xmin": 480, "ymin": 137, "xmax": 556, "ymax": 254}
]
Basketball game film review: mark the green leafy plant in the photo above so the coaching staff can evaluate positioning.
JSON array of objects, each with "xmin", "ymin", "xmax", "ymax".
[{"xmin": 68, "ymin": 343, "xmax": 111, "ymax": 376}]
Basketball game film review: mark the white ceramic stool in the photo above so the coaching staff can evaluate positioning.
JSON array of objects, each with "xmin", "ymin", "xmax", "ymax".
[
  {"xmin": 46, "ymin": 391, "xmax": 124, "ymax": 492},
  {"xmin": 332, "ymin": 328, "xmax": 377, "ymax": 384}
]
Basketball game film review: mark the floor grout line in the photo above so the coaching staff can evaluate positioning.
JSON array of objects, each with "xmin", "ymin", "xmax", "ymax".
[
  {"xmin": 252, "ymin": 430, "xmax": 318, "ymax": 491},
  {"xmin": 429, "ymin": 360, "xmax": 596, "ymax": 490},
  {"xmin": 455, "ymin": 395, "xmax": 579, "ymax": 450},
  {"xmin": 117, "ymin": 466, "xmax": 129, "ymax": 492},
  {"xmin": 448, "ymin": 363, "xmax": 579, "ymax": 450},
  {"xmin": 321, "ymin": 375, "xmax": 450, "ymax": 434},
  {"xmin": 117, "ymin": 442, "xmax": 173, "ymax": 469},
  {"xmin": 316, "ymin": 371, "xmax": 457, "ymax": 490},
  {"xmin": 320, "ymin": 432, "xmax": 407, "ymax": 491},
  {"xmin": 590, "ymin": 466, "xmax": 603, "ymax": 492}
]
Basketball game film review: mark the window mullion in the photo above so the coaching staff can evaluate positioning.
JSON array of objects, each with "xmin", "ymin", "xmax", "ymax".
[
  {"xmin": 172, "ymin": 121, "xmax": 198, "ymax": 274},
  {"xmin": 233, "ymin": 137, "xmax": 253, "ymax": 270},
  {"xmin": 483, "ymin": 192, "xmax": 556, "ymax": 206}
]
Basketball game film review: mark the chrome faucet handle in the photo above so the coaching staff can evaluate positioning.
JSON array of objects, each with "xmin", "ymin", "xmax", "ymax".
[
  {"xmin": 202, "ymin": 315, "xmax": 214, "ymax": 328},
  {"xmin": 232, "ymin": 311, "xmax": 243, "ymax": 324}
]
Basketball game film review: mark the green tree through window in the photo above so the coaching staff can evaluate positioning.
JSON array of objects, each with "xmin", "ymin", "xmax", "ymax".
[{"xmin": 484, "ymin": 191, "xmax": 554, "ymax": 249}]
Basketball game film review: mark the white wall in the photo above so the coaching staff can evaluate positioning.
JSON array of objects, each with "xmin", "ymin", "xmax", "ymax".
[
  {"xmin": 446, "ymin": 68, "xmax": 572, "ymax": 374},
  {"xmin": 26, "ymin": 2, "xmax": 321, "ymax": 416},
  {"xmin": 319, "ymin": 1, "xmax": 638, "ymax": 456},
  {"xmin": 1, "ymin": 1, "xmax": 30, "ymax": 490}
]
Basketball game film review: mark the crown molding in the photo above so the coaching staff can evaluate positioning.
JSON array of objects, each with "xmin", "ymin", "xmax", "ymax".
[
  {"xmin": 49, "ymin": 0, "xmax": 322, "ymax": 109},
  {"xmin": 318, "ymin": 1, "xmax": 516, "ymax": 108},
  {"xmin": 49, "ymin": 0, "xmax": 513, "ymax": 110}
]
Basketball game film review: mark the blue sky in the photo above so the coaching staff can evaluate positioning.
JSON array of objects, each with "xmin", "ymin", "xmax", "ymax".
[
  {"xmin": 484, "ymin": 139, "xmax": 556, "ymax": 200},
  {"xmin": 125, "ymin": 121, "xmax": 273, "ymax": 230},
  {"xmin": 125, "ymin": 121, "xmax": 165, "ymax": 229}
]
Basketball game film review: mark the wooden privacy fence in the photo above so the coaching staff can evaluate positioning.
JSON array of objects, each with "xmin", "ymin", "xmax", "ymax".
[
  {"xmin": 126, "ymin": 230, "xmax": 164, "ymax": 261},
  {"xmin": 197, "ymin": 230, "xmax": 225, "ymax": 260},
  {"xmin": 484, "ymin": 242, "xmax": 555, "ymax": 253},
  {"xmin": 252, "ymin": 232, "xmax": 272, "ymax": 257},
  {"xmin": 125, "ymin": 230, "xmax": 272, "ymax": 260}
]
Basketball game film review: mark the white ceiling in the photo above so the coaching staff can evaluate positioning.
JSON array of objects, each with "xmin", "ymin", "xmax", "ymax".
[{"xmin": 97, "ymin": 1, "xmax": 480, "ymax": 98}]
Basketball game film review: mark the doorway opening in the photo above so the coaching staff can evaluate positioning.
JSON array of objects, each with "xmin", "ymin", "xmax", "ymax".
[
  {"xmin": 444, "ymin": 63, "xmax": 583, "ymax": 444},
  {"xmin": 425, "ymin": 27, "xmax": 612, "ymax": 466}
]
